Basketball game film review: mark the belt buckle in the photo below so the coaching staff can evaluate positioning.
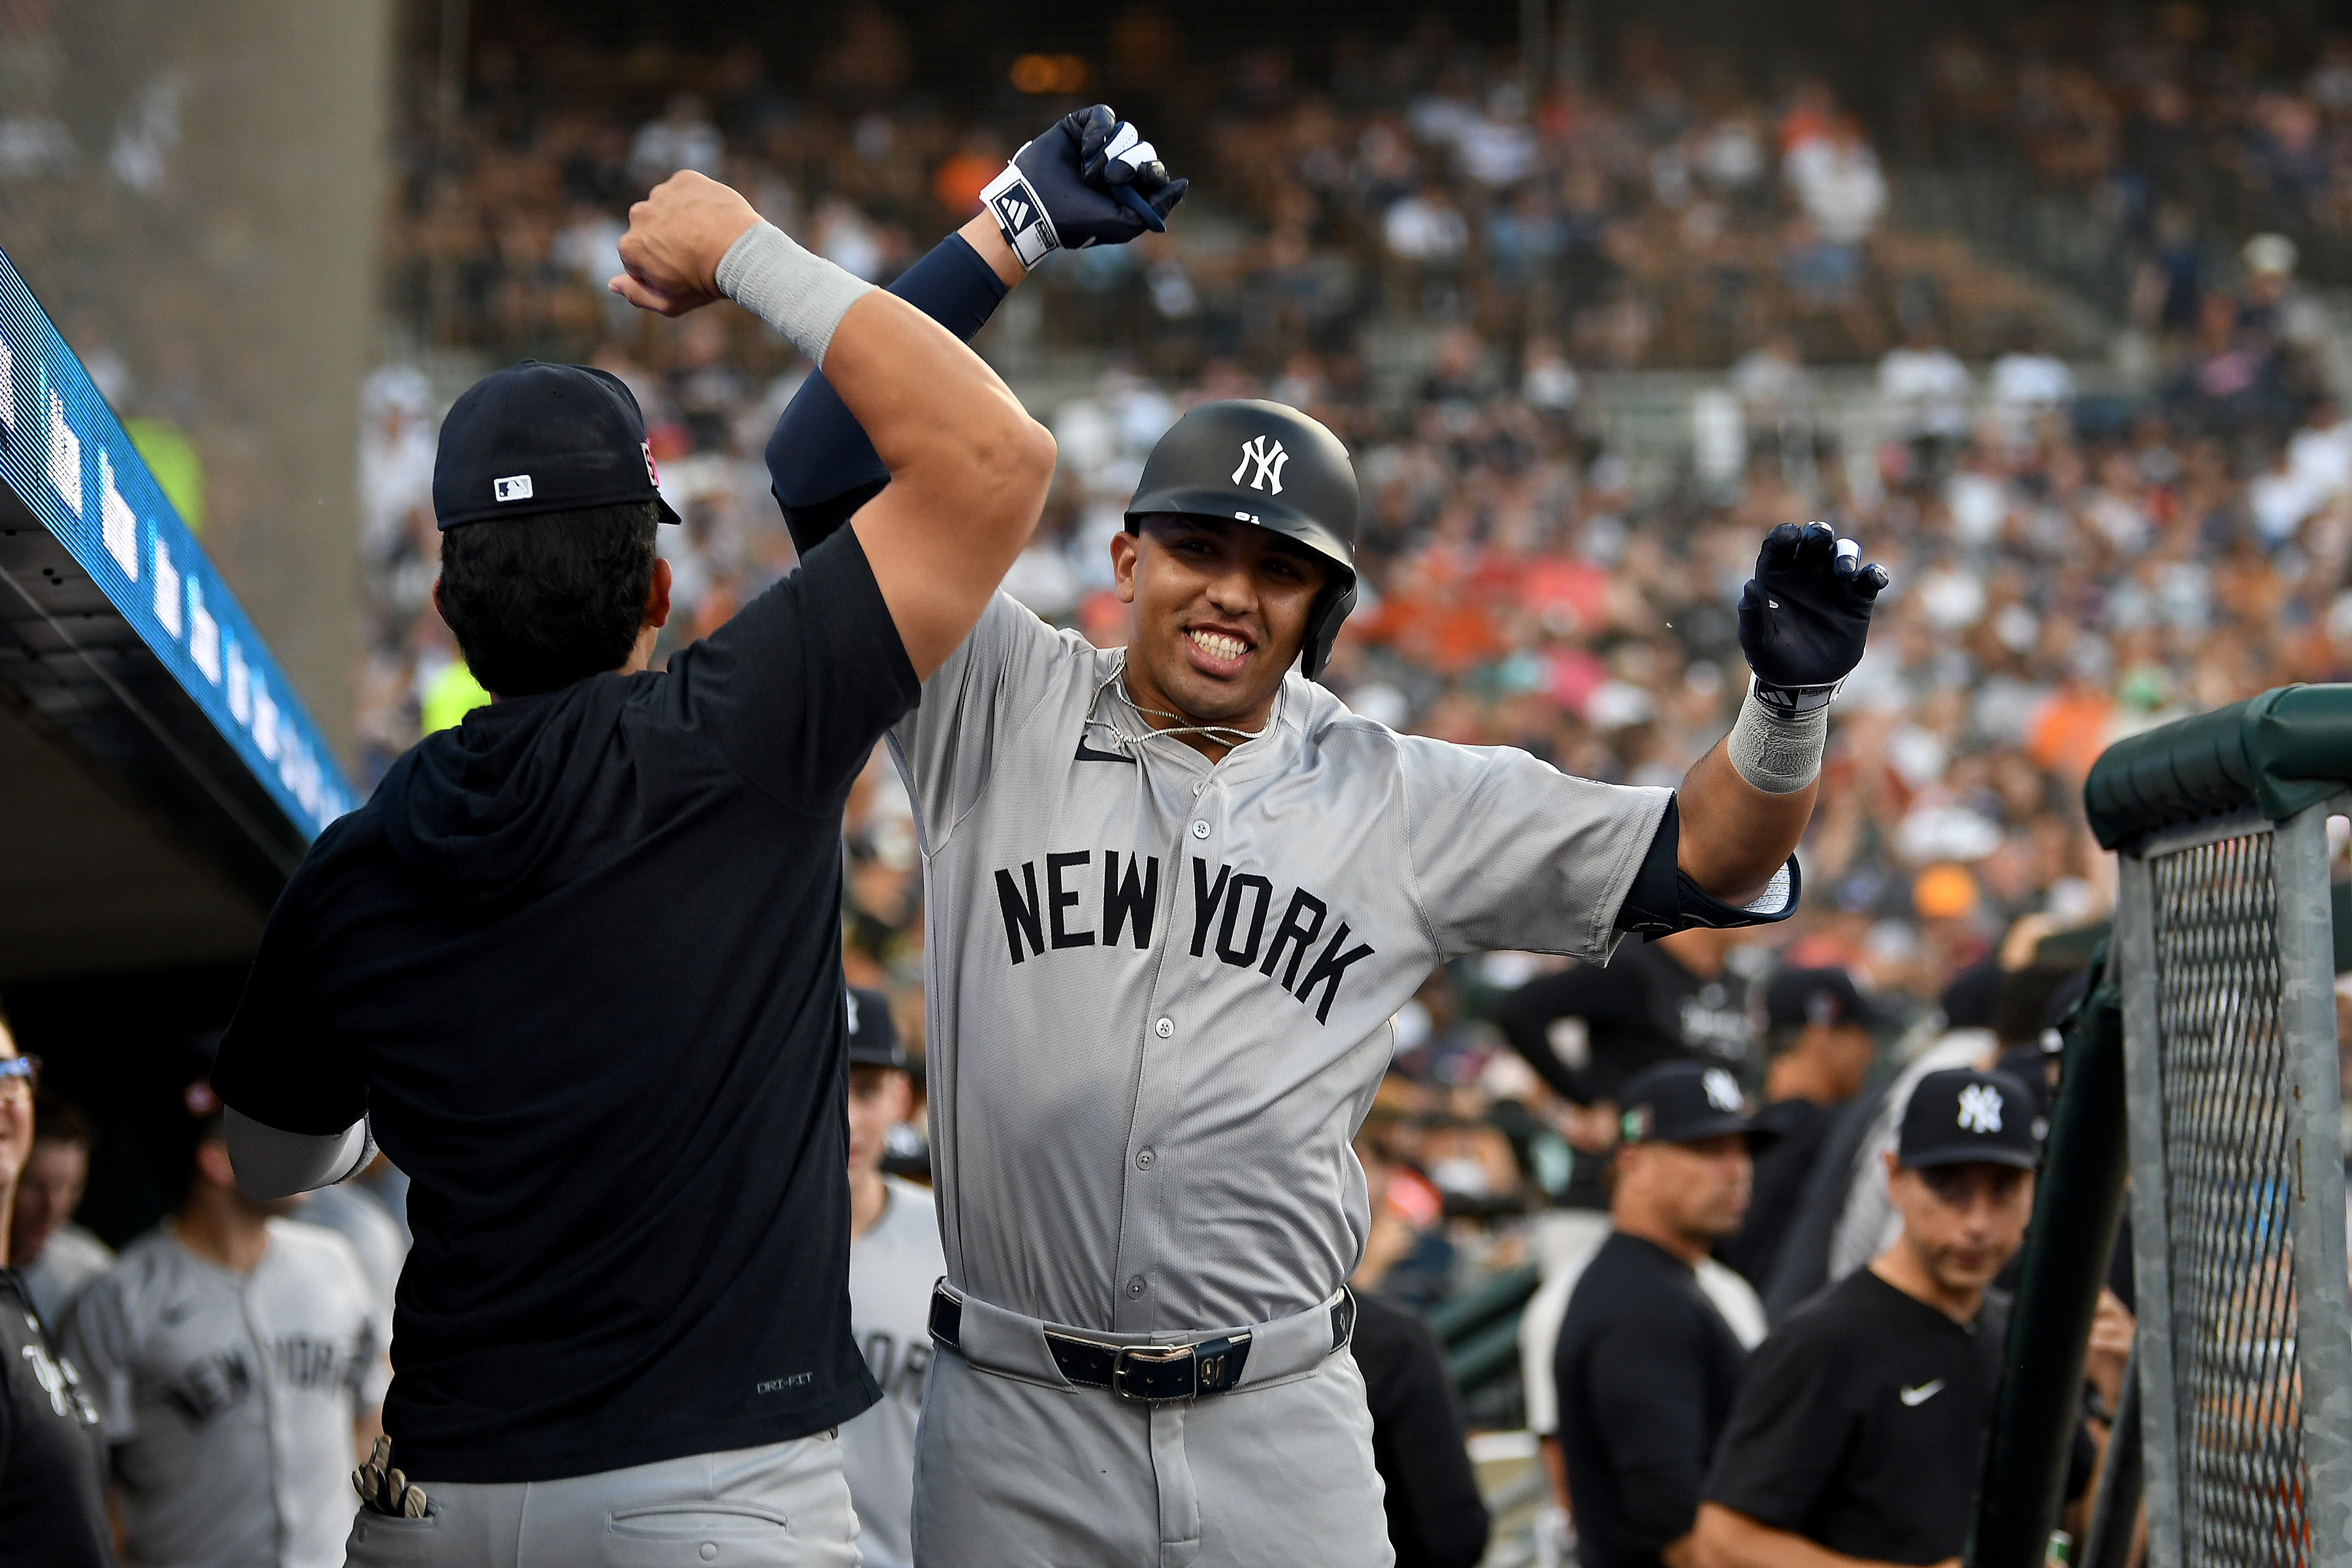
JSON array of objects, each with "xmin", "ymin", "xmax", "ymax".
[
  {"xmin": 1110, "ymin": 1333, "xmax": 1250, "ymax": 1402},
  {"xmin": 1110, "ymin": 1342, "xmax": 1194, "ymax": 1402}
]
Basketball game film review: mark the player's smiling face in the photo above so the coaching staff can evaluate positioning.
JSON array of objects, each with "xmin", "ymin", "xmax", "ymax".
[{"xmin": 1113, "ymin": 515, "xmax": 1328, "ymax": 743}]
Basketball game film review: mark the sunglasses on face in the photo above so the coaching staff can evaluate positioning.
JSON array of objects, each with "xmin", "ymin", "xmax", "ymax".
[{"xmin": 0, "ymin": 1055, "xmax": 39, "ymax": 1098}]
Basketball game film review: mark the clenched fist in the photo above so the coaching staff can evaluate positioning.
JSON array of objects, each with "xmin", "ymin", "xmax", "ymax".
[{"xmin": 610, "ymin": 171, "xmax": 761, "ymax": 318}]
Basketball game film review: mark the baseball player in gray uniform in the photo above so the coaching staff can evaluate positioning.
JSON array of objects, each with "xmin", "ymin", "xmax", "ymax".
[
  {"xmin": 840, "ymin": 986, "xmax": 944, "ymax": 1568},
  {"xmin": 758, "ymin": 111, "xmax": 1888, "ymax": 1565},
  {"xmin": 66, "ymin": 1050, "xmax": 387, "ymax": 1568}
]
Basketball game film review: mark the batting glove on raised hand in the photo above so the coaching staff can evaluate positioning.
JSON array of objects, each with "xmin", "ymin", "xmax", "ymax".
[
  {"xmin": 979, "ymin": 104, "xmax": 1188, "ymax": 270},
  {"xmin": 1736, "ymin": 521, "xmax": 1890, "ymax": 715}
]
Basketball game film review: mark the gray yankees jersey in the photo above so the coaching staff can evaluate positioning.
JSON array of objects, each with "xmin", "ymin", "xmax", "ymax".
[
  {"xmin": 891, "ymin": 595, "xmax": 1669, "ymax": 1335},
  {"xmin": 21, "ymin": 1221, "xmax": 113, "ymax": 1331},
  {"xmin": 63, "ymin": 1219, "xmax": 390, "ymax": 1568},
  {"xmin": 841, "ymin": 1177, "xmax": 944, "ymax": 1568}
]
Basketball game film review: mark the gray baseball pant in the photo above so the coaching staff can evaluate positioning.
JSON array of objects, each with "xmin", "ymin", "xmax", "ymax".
[
  {"xmin": 343, "ymin": 1431, "xmax": 862, "ymax": 1568},
  {"xmin": 911, "ymin": 1288, "xmax": 1392, "ymax": 1568}
]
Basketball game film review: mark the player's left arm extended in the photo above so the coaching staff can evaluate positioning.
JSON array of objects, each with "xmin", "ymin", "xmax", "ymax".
[
  {"xmin": 1674, "ymin": 523, "xmax": 1887, "ymax": 909},
  {"xmin": 767, "ymin": 105, "xmax": 1186, "ymax": 555}
]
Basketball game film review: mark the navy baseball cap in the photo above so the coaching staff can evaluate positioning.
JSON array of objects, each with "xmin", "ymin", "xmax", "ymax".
[
  {"xmin": 1765, "ymin": 966, "xmax": 1890, "ymax": 1031},
  {"xmin": 845, "ymin": 987, "xmax": 906, "ymax": 1071},
  {"xmin": 1618, "ymin": 1060, "xmax": 1771, "ymax": 1147},
  {"xmin": 1898, "ymin": 1068, "xmax": 2040, "ymax": 1170},
  {"xmin": 433, "ymin": 361, "xmax": 682, "ymax": 531}
]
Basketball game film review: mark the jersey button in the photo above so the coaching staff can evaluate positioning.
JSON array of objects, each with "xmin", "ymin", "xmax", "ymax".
[
  {"xmin": 1155, "ymin": 1017, "xmax": 1175, "ymax": 1038},
  {"xmin": 1126, "ymin": 1276, "xmax": 1148, "ymax": 1299},
  {"xmin": 1190, "ymin": 819, "xmax": 1210, "ymax": 840},
  {"xmin": 1135, "ymin": 1148, "xmax": 1155, "ymax": 1169}
]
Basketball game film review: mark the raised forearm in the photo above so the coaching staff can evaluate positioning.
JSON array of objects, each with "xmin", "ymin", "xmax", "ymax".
[
  {"xmin": 768, "ymin": 220, "xmax": 1023, "ymax": 553},
  {"xmin": 1676, "ymin": 738, "xmax": 1817, "ymax": 906}
]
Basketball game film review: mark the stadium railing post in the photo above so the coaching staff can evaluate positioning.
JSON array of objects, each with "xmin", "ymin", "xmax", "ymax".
[
  {"xmin": 2084, "ymin": 684, "xmax": 2352, "ymax": 1568},
  {"xmin": 2114, "ymin": 849, "xmax": 2185, "ymax": 1568},
  {"xmin": 2272, "ymin": 800, "xmax": 2352, "ymax": 1565}
]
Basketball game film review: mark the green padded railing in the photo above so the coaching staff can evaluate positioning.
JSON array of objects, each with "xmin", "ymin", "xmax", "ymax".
[
  {"xmin": 1425, "ymin": 1263, "xmax": 1542, "ymax": 1397},
  {"xmin": 2082, "ymin": 684, "xmax": 2352, "ymax": 851}
]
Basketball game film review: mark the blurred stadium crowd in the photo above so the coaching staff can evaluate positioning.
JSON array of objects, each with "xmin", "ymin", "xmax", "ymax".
[
  {"xmin": 355, "ymin": 7, "xmax": 2352, "ymax": 1039},
  {"xmin": 19, "ymin": 4, "xmax": 2352, "ymax": 1565}
]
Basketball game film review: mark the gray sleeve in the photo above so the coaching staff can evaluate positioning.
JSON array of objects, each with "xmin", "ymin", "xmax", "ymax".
[
  {"xmin": 887, "ymin": 591, "xmax": 1072, "ymax": 849},
  {"xmin": 1396, "ymin": 736, "xmax": 1673, "ymax": 961},
  {"xmin": 61, "ymin": 1275, "xmax": 137, "ymax": 1444}
]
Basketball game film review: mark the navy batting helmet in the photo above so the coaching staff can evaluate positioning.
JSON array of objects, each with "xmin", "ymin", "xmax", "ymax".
[{"xmin": 1124, "ymin": 399, "xmax": 1360, "ymax": 679}]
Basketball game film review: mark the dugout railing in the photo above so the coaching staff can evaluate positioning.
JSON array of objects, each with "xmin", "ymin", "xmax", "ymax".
[{"xmin": 2051, "ymin": 684, "xmax": 2352, "ymax": 1568}]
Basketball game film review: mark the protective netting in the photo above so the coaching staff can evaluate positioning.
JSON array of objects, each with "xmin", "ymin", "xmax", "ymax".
[{"xmin": 2149, "ymin": 830, "xmax": 2313, "ymax": 1568}]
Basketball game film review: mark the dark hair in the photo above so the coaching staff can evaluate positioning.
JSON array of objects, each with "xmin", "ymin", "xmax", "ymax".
[
  {"xmin": 31, "ymin": 1094, "xmax": 93, "ymax": 1149},
  {"xmin": 436, "ymin": 502, "xmax": 661, "ymax": 695}
]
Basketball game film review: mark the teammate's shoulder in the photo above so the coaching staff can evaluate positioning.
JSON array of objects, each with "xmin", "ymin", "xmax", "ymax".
[
  {"xmin": 981, "ymin": 591, "xmax": 1113, "ymax": 672},
  {"xmin": 881, "ymin": 1175, "xmax": 940, "ymax": 1224},
  {"xmin": 48, "ymin": 1222, "xmax": 115, "ymax": 1271},
  {"xmin": 89, "ymin": 1227, "xmax": 188, "ymax": 1305},
  {"xmin": 267, "ymin": 1215, "xmax": 373, "ymax": 1279},
  {"xmin": 1772, "ymin": 1267, "xmax": 1891, "ymax": 1343}
]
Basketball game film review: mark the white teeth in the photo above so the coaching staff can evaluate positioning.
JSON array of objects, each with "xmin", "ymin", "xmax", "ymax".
[{"xmin": 1188, "ymin": 630, "xmax": 1248, "ymax": 661}]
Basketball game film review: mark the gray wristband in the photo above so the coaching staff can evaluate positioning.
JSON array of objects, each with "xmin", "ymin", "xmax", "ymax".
[
  {"xmin": 1727, "ymin": 679, "xmax": 1829, "ymax": 794},
  {"xmin": 715, "ymin": 220, "xmax": 875, "ymax": 367}
]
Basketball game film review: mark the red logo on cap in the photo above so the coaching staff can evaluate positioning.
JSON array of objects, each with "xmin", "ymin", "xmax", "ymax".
[{"xmin": 642, "ymin": 439, "xmax": 660, "ymax": 488}]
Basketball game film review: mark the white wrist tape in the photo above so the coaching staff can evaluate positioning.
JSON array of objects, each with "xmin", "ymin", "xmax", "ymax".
[
  {"xmin": 714, "ymin": 221, "xmax": 874, "ymax": 367},
  {"xmin": 1727, "ymin": 680, "xmax": 1829, "ymax": 794},
  {"xmin": 979, "ymin": 162, "xmax": 1060, "ymax": 270}
]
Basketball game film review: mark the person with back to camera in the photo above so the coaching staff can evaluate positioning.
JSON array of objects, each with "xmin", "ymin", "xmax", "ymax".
[
  {"xmin": 203, "ymin": 162, "xmax": 1056, "ymax": 1565},
  {"xmin": 1697, "ymin": 1068, "xmax": 2109, "ymax": 1568},
  {"xmin": 1716, "ymin": 966, "xmax": 1884, "ymax": 1292},
  {"xmin": 757, "ymin": 101, "xmax": 1891, "ymax": 1566}
]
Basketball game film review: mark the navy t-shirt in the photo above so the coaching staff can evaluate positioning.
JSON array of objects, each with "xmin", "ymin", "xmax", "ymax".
[{"xmin": 213, "ymin": 528, "xmax": 917, "ymax": 1482}]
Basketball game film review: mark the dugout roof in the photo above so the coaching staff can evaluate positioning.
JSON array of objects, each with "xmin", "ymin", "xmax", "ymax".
[{"xmin": 0, "ymin": 248, "xmax": 354, "ymax": 985}]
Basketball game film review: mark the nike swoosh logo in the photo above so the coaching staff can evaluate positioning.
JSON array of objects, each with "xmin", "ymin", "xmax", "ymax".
[
  {"xmin": 1899, "ymin": 1379, "xmax": 1945, "ymax": 1407},
  {"xmin": 1075, "ymin": 740, "xmax": 1135, "ymax": 764}
]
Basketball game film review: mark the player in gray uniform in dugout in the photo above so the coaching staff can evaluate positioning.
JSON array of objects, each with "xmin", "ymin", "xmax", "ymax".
[{"xmin": 658, "ymin": 103, "xmax": 1889, "ymax": 1567}]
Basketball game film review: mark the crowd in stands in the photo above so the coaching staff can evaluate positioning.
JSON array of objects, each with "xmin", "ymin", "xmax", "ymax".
[{"xmin": 1921, "ymin": 12, "xmax": 2352, "ymax": 286}]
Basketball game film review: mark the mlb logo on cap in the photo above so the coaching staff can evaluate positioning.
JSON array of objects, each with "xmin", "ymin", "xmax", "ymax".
[{"xmin": 433, "ymin": 360, "xmax": 682, "ymax": 531}]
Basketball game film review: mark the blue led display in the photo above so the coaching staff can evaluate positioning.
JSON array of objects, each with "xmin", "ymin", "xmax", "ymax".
[{"xmin": 0, "ymin": 246, "xmax": 355, "ymax": 838}]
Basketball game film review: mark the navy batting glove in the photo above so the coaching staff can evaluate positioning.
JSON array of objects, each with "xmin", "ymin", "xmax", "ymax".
[
  {"xmin": 979, "ymin": 105, "xmax": 1188, "ymax": 270},
  {"xmin": 1737, "ymin": 521, "xmax": 1889, "ymax": 711}
]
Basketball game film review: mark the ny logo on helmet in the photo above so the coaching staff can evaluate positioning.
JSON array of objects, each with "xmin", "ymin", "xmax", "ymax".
[{"xmin": 1233, "ymin": 435, "xmax": 1289, "ymax": 495}]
